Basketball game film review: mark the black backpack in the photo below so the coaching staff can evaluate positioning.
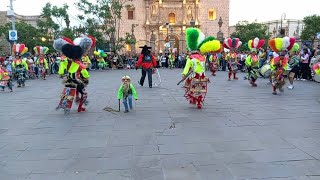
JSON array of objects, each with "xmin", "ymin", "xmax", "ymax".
[{"xmin": 143, "ymin": 54, "xmax": 152, "ymax": 62}]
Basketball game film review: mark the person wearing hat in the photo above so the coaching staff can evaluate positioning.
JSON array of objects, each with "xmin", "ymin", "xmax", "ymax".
[
  {"xmin": 245, "ymin": 38, "xmax": 265, "ymax": 87},
  {"xmin": 0, "ymin": 64, "xmax": 13, "ymax": 92},
  {"xmin": 117, "ymin": 75, "xmax": 138, "ymax": 113},
  {"xmin": 12, "ymin": 44, "xmax": 29, "ymax": 87},
  {"xmin": 224, "ymin": 38, "xmax": 243, "ymax": 81},
  {"xmin": 53, "ymin": 36, "xmax": 96, "ymax": 112},
  {"xmin": 287, "ymin": 43, "xmax": 300, "ymax": 89},
  {"xmin": 136, "ymin": 45, "xmax": 157, "ymax": 88},
  {"xmin": 268, "ymin": 37, "xmax": 296, "ymax": 95},
  {"xmin": 270, "ymin": 51, "xmax": 289, "ymax": 94},
  {"xmin": 34, "ymin": 46, "xmax": 49, "ymax": 80},
  {"xmin": 180, "ymin": 28, "xmax": 221, "ymax": 109}
]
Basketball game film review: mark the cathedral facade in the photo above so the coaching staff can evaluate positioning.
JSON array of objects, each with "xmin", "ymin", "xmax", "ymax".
[{"xmin": 119, "ymin": 0, "xmax": 229, "ymax": 55}]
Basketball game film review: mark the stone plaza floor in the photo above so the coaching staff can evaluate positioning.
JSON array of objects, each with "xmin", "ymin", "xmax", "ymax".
[{"xmin": 0, "ymin": 69, "xmax": 320, "ymax": 180}]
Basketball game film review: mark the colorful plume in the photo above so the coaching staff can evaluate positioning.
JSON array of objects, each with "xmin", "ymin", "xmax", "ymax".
[
  {"xmin": 13, "ymin": 43, "xmax": 28, "ymax": 55},
  {"xmin": 33, "ymin": 46, "xmax": 49, "ymax": 55},
  {"xmin": 247, "ymin": 37, "xmax": 265, "ymax": 52},
  {"xmin": 185, "ymin": 28, "xmax": 205, "ymax": 51},
  {"xmin": 94, "ymin": 50, "xmax": 107, "ymax": 57},
  {"xmin": 290, "ymin": 43, "xmax": 300, "ymax": 52},
  {"xmin": 313, "ymin": 62, "xmax": 320, "ymax": 75},
  {"xmin": 198, "ymin": 36, "xmax": 221, "ymax": 54},
  {"xmin": 223, "ymin": 38, "xmax": 242, "ymax": 50},
  {"xmin": 268, "ymin": 37, "xmax": 296, "ymax": 53}
]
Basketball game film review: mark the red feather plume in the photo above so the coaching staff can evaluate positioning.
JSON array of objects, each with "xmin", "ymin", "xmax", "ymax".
[{"xmin": 287, "ymin": 37, "xmax": 296, "ymax": 51}]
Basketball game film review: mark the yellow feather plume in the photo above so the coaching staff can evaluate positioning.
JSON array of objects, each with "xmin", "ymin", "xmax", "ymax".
[{"xmin": 199, "ymin": 40, "xmax": 221, "ymax": 54}]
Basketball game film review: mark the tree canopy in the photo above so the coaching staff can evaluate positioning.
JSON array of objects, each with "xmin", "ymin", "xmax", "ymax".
[
  {"xmin": 75, "ymin": 0, "xmax": 134, "ymax": 53},
  {"xmin": 0, "ymin": 21, "xmax": 51, "ymax": 51},
  {"xmin": 231, "ymin": 22, "xmax": 271, "ymax": 51},
  {"xmin": 301, "ymin": 15, "xmax": 320, "ymax": 44}
]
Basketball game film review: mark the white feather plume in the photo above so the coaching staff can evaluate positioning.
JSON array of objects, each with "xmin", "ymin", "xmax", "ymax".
[
  {"xmin": 15, "ymin": 44, "xmax": 20, "ymax": 53},
  {"xmin": 253, "ymin": 37, "xmax": 259, "ymax": 48},
  {"xmin": 237, "ymin": 41, "xmax": 242, "ymax": 48},
  {"xmin": 197, "ymin": 32, "xmax": 206, "ymax": 48},
  {"xmin": 73, "ymin": 37, "xmax": 82, "ymax": 46},
  {"xmin": 224, "ymin": 38, "xmax": 230, "ymax": 48},
  {"xmin": 282, "ymin": 37, "xmax": 290, "ymax": 50}
]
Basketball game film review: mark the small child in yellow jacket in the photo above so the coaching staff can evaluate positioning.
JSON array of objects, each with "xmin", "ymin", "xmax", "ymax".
[{"xmin": 117, "ymin": 75, "xmax": 138, "ymax": 113}]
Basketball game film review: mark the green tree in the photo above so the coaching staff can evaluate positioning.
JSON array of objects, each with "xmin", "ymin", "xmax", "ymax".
[
  {"xmin": 37, "ymin": 2, "xmax": 72, "ymax": 38},
  {"xmin": 301, "ymin": 15, "xmax": 320, "ymax": 46},
  {"xmin": 231, "ymin": 21, "xmax": 271, "ymax": 51},
  {"xmin": 76, "ymin": 0, "xmax": 134, "ymax": 55},
  {"xmin": 0, "ymin": 22, "xmax": 50, "ymax": 51}
]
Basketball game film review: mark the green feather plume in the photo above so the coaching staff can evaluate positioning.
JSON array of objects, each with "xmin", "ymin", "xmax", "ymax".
[{"xmin": 186, "ymin": 28, "xmax": 200, "ymax": 51}]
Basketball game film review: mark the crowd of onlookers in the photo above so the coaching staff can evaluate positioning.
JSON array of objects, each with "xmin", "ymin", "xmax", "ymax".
[
  {"xmin": 0, "ymin": 44, "xmax": 319, "ymax": 81},
  {"xmin": 154, "ymin": 45, "xmax": 320, "ymax": 82}
]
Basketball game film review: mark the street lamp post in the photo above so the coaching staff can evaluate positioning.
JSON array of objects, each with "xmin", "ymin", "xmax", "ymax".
[
  {"xmin": 279, "ymin": 13, "xmax": 286, "ymax": 37},
  {"xmin": 165, "ymin": 22, "xmax": 170, "ymax": 55},
  {"xmin": 170, "ymin": 27, "xmax": 174, "ymax": 50},
  {"xmin": 190, "ymin": 17, "xmax": 195, "ymax": 27},
  {"xmin": 217, "ymin": 17, "xmax": 224, "ymax": 43}
]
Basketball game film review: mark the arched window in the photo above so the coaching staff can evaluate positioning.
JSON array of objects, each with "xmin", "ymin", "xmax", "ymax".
[
  {"xmin": 168, "ymin": 13, "xmax": 176, "ymax": 24},
  {"xmin": 208, "ymin": 8, "xmax": 216, "ymax": 21}
]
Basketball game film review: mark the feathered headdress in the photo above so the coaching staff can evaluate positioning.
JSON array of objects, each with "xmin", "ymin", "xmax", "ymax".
[
  {"xmin": 53, "ymin": 35, "xmax": 96, "ymax": 60},
  {"xmin": 268, "ymin": 37, "xmax": 296, "ymax": 53},
  {"xmin": 185, "ymin": 28, "xmax": 205, "ymax": 52},
  {"xmin": 185, "ymin": 28, "xmax": 221, "ymax": 54},
  {"xmin": 33, "ymin": 46, "xmax": 49, "ymax": 56},
  {"xmin": 53, "ymin": 37, "xmax": 74, "ymax": 53},
  {"xmin": 94, "ymin": 50, "xmax": 107, "ymax": 57},
  {"xmin": 223, "ymin": 38, "xmax": 242, "ymax": 50},
  {"xmin": 247, "ymin": 37, "xmax": 265, "ymax": 52},
  {"xmin": 290, "ymin": 43, "xmax": 300, "ymax": 52},
  {"xmin": 13, "ymin": 43, "xmax": 28, "ymax": 56},
  {"xmin": 198, "ymin": 36, "xmax": 222, "ymax": 54}
]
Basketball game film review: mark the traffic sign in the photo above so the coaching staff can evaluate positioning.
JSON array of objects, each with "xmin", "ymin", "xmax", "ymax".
[{"xmin": 9, "ymin": 30, "xmax": 17, "ymax": 41}]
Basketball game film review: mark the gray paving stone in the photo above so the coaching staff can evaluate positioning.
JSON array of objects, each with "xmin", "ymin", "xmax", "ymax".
[
  {"xmin": 96, "ymin": 170, "xmax": 132, "ymax": 180},
  {"xmin": 0, "ymin": 69, "xmax": 319, "ymax": 178},
  {"xmin": 132, "ymin": 167, "xmax": 164, "ymax": 180}
]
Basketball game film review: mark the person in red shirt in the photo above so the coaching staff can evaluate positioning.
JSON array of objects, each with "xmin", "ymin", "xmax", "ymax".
[{"xmin": 136, "ymin": 45, "xmax": 157, "ymax": 88}]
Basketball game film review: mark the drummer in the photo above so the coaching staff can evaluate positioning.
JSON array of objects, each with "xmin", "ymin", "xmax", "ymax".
[{"xmin": 287, "ymin": 50, "xmax": 300, "ymax": 89}]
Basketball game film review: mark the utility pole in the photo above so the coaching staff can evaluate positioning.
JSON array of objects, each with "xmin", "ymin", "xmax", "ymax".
[
  {"xmin": 8, "ymin": 0, "xmax": 16, "ymax": 54},
  {"xmin": 10, "ymin": 0, "xmax": 16, "ymax": 32}
]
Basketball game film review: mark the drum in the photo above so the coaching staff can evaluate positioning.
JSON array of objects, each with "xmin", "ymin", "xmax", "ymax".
[
  {"xmin": 260, "ymin": 64, "xmax": 271, "ymax": 78},
  {"xmin": 314, "ymin": 74, "xmax": 320, "ymax": 83}
]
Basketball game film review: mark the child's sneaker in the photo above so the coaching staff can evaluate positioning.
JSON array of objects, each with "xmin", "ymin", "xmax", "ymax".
[{"xmin": 124, "ymin": 110, "xmax": 129, "ymax": 113}]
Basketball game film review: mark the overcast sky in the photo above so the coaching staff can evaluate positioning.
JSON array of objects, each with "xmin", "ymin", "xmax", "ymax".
[{"xmin": 1, "ymin": 0, "xmax": 319, "ymax": 26}]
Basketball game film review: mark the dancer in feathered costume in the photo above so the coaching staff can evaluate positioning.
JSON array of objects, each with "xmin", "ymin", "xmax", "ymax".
[
  {"xmin": 82, "ymin": 54, "xmax": 91, "ymax": 70},
  {"xmin": 94, "ymin": 50, "xmax": 108, "ymax": 70},
  {"xmin": 268, "ymin": 37, "xmax": 295, "ymax": 95},
  {"xmin": 180, "ymin": 28, "xmax": 221, "ymax": 109},
  {"xmin": 53, "ymin": 36, "xmax": 96, "ymax": 112},
  {"xmin": 12, "ymin": 44, "xmax": 29, "ymax": 87},
  {"xmin": 0, "ymin": 64, "xmax": 13, "ymax": 92},
  {"xmin": 34, "ymin": 46, "xmax": 49, "ymax": 80},
  {"xmin": 245, "ymin": 38, "xmax": 265, "ymax": 87},
  {"xmin": 223, "ymin": 38, "xmax": 242, "ymax": 81},
  {"xmin": 208, "ymin": 45, "xmax": 223, "ymax": 76}
]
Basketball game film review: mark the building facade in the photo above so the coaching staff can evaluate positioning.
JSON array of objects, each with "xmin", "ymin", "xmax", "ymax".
[
  {"xmin": 119, "ymin": 0, "xmax": 230, "ymax": 55},
  {"xmin": 229, "ymin": 19, "xmax": 305, "ymax": 41}
]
